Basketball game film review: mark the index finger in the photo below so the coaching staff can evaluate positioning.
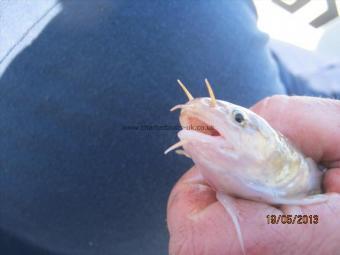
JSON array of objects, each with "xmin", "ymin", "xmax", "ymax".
[{"xmin": 251, "ymin": 95, "xmax": 340, "ymax": 165}]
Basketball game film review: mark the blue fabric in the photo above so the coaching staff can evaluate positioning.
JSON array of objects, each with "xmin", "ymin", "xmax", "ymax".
[
  {"xmin": 271, "ymin": 52, "xmax": 340, "ymax": 99},
  {"xmin": 0, "ymin": 1, "xmax": 317, "ymax": 254}
]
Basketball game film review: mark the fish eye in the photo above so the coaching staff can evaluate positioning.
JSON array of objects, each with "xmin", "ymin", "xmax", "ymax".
[{"xmin": 232, "ymin": 110, "xmax": 246, "ymax": 126}]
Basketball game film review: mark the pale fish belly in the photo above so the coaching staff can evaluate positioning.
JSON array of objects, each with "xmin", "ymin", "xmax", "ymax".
[{"xmin": 180, "ymin": 130, "xmax": 325, "ymax": 206}]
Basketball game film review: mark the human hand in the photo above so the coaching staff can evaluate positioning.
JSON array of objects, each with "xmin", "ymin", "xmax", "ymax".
[{"xmin": 167, "ymin": 95, "xmax": 340, "ymax": 255}]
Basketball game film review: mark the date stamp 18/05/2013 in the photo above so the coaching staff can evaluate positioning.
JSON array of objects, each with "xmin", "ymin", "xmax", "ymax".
[{"xmin": 266, "ymin": 215, "xmax": 319, "ymax": 225}]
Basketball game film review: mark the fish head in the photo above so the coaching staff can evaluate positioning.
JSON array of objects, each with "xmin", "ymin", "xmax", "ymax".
[
  {"xmin": 165, "ymin": 80, "xmax": 317, "ymax": 200},
  {"xmin": 177, "ymin": 97, "xmax": 278, "ymax": 162},
  {"xmin": 170, "ymin": 97, "xmax": 284, "ymax": 195}
]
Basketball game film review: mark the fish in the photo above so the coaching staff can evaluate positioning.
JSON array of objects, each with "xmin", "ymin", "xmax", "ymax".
[{"xmin": 165, "ymin": 79, "xmax": 328, "ymax": 254}]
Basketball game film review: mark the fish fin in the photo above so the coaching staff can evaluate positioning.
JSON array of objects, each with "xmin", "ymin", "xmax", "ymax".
[
  {"xmin": 306, "ymin": 157, "xmax": 325, "ymax": 193},
  {"xmin": 216, "ymin": 193, "xmax": 246, "ymax": 255},
  {"xmin": 274, "ymin": 194, "xmax": 328, "ymax": 206}
]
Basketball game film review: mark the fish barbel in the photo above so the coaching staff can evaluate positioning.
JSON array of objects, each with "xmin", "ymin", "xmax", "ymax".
[{"xmin": 165, "ymin": 79, "xmax": 327, "ymax": 254}]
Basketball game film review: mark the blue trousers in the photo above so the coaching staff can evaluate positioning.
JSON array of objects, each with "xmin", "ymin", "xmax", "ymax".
[{"xmin": 0, "ymin": 1, "xmax": 329, "ymax": 254}]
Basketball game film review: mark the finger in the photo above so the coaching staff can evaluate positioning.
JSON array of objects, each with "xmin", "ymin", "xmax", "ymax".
[
  {"xmin": 251, "ymin": 95, "xmax": 340, "ymax": 163},
  {"xmin": 168, "ymin": 167, "xmax": 340, "ymax": 254},
  {"xmin": 280, "ymin": 193, "xmax": 340, "ymax": 255},
  {"xmin": 167, "ymin": 166, "xmax": 281, "ymax": 255},
  {"xmin": 167, "ymin": 167, "xmax": 216, "ymax": 235},
  {"xmin": 324, "ymin": 168, "xmax": 340, "ymax": 193},
  {"xmin": 167, "ymin": 167, "xmax": 229, "ymax": 254}
]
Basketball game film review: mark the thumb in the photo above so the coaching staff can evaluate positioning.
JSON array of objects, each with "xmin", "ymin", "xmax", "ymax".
[
  {"xmin": 251, "ymin": 95, "xmax": 340, "ymax": 192},
  {"xmin": 251, "ymin": 95, "xmax": 340, "ymax": 164}
]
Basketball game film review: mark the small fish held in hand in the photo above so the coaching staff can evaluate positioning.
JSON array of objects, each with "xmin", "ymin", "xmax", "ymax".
[{"xmin": 165, "ymin": 79, "xmax": 327, "ymax": 254}]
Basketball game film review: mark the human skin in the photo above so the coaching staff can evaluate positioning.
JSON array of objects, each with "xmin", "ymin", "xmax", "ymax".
[{"xmin": 167, "ymin": 95, "xmax": 340, "ymax": 255}]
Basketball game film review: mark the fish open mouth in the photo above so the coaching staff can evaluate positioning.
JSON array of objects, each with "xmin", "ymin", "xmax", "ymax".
[
  {"xmin": 165, "ymin": 80, "xmax": 229, "ymax": 155},
  {"xmin": 181, "ymin": 115, "xmax": 221, "ymax": 137},
  {"xmin": 181, "ymin": 111, "xmax": 222, "ymax": 136},
  {"xmin": 170, "ymin": 104, "xmax": 221, "ymax": 137},
  {"xmin": 164, "ymin": 114, "xmax": 223, "ymax": 155}
]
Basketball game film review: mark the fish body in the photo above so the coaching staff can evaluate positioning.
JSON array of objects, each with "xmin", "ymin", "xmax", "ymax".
[{"xmin": 173, "ymin": 97, "xmax": 323, "ymax": 205}]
